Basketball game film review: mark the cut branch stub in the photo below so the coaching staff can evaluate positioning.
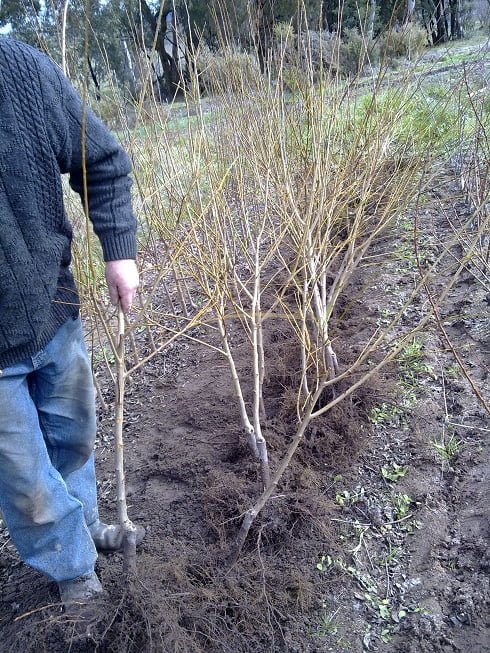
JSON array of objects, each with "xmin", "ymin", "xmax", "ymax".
[
  {"xmin": 255, "ymin": 432, "xmax": 271, "ymax": 488},
  {"xmin": 326, "ymin": 342, "xmax": 339, "ymax": 378}
]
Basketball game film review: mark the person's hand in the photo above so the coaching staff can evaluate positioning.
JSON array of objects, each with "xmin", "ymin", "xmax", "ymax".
[{"xmin": 105, "ymin": 259, "xmax": 139, "ymax": 313}]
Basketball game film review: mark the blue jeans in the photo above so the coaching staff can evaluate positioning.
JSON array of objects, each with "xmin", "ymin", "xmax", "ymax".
[{"xmin": 0, "ymin": 316, "xmax": 99, "ymax": 582}]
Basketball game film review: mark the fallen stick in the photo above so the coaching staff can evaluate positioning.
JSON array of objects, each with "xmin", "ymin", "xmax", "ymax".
[{"xmin": 115, "ymin": 304, "xmax": 138, "ymax": 577}]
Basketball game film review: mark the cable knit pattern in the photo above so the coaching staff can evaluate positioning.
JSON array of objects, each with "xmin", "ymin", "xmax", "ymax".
[{"xmin": 0, "ymin": 38, "xmax": 137, "ymax": 368}]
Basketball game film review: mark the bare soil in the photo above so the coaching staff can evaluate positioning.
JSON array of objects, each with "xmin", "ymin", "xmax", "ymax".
[{"xmin": 0, "ymin": 174, "xmax": 489, "ymax": 650}]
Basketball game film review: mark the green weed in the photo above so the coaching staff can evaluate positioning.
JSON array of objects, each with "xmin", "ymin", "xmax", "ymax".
[
  {"xmin": 92, "ymin": 345, "xmax": 116, "ymax": 367},
  {"xmin": 392, "ymin": 493, "xmax": 412, "ymax": 520},
  {"xmin": 381, "ymin": 463, "xmax": 408, "ymax": 482},
  {"xmin": 381, "ymin": 543, "xmax": 400, "ymax": 566},
  {"xmin": 369, "ymin": 402, "xmax": 404, "ymax": 425},
  {"xmin": 317, "ymin": 606, "xmax": 339, "ymax": 636},
  {"xmin": 444, "ymin": 363, "xmax": 461, "ymax": 378},
  {"xmin": 396, "ymin": 338, "xmax": 435, "ymax": 384},
  {"xmin": 335, "ymin": 487, "xmax": 366, "ymax": 507},
  {"xmin": 432, "ymin": 433, "xmax": 462, "ymax": 461}
]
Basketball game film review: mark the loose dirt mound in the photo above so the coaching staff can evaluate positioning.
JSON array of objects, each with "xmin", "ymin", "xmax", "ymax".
[{"xmin": 0, "ymin": 170, "xmax": 488, "ymax": 652}]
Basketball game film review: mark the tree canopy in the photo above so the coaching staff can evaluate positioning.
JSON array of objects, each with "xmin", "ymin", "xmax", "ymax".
[{"xmin": 0, "ymin": 0, "xmax": 477, "ymax": 97}]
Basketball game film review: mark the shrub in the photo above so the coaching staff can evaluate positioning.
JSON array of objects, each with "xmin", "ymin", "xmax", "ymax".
[
  {"xmin": 296, "ymin": 29, "xmax": 377, "ymax": 78},
  {"xmin": 306, "ymin": 30, "xmax": 341, "ymax": 72},
  {"xmin": 273, "ymin": 21, "xmax": 295, "ymax": 50},
  {"xmin": 339, "ymin": 28, "xmax": 377, "ymax": 76},
  {"xmin": 91, "ymin": 85, "xmax": 126, "ymax": 129},
  {"xmin": 196, "ymin": 44, "xmax": 261, "ymax": 95},
  {"xmin": 378, "ymin": 23, "xmax": 427, "ymax": 62},
  {"xmin": 277, "ymin": 29, "xmax": 343, "ymax": 86},
  {"xmin": 460, "ymin": 2, "xmax": 478, "ymax": 36},
  {"xmin": 477, "ymin": 2, "xmax": 490, "ymax": 31}
]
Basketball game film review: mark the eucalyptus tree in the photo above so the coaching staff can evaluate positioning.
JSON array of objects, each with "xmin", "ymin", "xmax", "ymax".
[
  {"xmin": 418, "ymin": 0, "xmax": 469, "ymax": 42},
  {"xmin": 0, "ymin": 0, "xmax": 43, "ymax": 43},
  {"xmin": 0, "ymin": 0, "xmax": 127, "ymax": 90}
]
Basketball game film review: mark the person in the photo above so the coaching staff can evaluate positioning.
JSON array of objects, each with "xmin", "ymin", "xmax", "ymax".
[{"xmin": 0, "ymin": 37, "xmax": 145, "ymax": 622}]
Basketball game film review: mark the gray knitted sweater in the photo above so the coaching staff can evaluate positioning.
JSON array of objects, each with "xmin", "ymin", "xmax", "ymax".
[{"xmin": 0, "ymin": 38, "xmax": 137, "ymax": 368}]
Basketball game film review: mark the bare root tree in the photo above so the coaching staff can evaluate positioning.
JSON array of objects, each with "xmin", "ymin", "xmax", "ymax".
[{"xmin": 175, "ymin": 44, "xmax": 442, "ymax": 562}]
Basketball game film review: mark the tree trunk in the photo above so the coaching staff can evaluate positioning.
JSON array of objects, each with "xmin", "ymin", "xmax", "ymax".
[
  {"xmin": 321, "ymin": 0, "xmax": 340, "ymax": 33},
  {"xmin": 138, "ymin": 0, "xmax": 181, "ymax": 101},
  {"xmin": 366, "ymin": 0, "xmax": 376, "ymax": 38},
  {"xmin": 321, "ymin": 0, "xmax": 332, "ymax": 31},
  {"xmin": 450, "ymin": 0, "xmax": 464, "ymax": 39},
  {"xmin": 403, "ymin": 0, "xmax": 416, "ymax": 25},
  {"xmin": 87, "ymin": 56, "xmax": 101, "ymax": 101},
  {"xmin": 431, "ymin": 0, "xmax": 449, "ymax": 44},
  {"xmin": 121, "ymin": 38, "xmax": 137, "ymax": 100},
  {"xmin": 252, "ymin": 0, "xmax": 273, "ymax": 74}
]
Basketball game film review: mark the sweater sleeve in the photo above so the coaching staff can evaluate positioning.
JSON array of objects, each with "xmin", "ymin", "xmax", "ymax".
[{"xmin": 40, "ymin": 52, "xmax": 137, "ymax": 261}]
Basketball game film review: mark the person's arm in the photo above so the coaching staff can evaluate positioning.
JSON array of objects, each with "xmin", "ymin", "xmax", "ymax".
[{"xmin": 41, "ymin": 50, "xmax": 139, "ymax": 310}]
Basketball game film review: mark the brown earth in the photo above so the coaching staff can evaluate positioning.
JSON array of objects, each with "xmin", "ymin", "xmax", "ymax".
[{"xmin": 0, "ymin": 168, "xmax": 489, "ymax": 653}]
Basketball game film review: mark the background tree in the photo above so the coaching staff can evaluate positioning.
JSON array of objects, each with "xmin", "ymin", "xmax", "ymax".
[{"xmin": 0, "ymin": 0, "xmax": 479, "ymax": 98}]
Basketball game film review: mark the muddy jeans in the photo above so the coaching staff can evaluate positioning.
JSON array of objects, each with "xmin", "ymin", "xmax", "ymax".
[{"xmin": 0, "ymin": 316, "xmax": 98, "ymax": 582}]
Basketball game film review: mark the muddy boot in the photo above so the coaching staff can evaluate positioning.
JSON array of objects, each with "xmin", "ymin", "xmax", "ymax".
[
  {"xmin": 58, "ymin": 571, "xmax": 106, "ymax": 641},
  {"xmin": 89, "ymin": 521, "xmax": 146, "ymax": 553}
]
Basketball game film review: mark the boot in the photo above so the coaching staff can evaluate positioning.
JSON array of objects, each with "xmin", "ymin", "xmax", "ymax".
[
  {"xmin": 89, "ymin": 521, "xmax": 146, "ymax": 552},
  {"xmin": 58, "ymin": 571, "xmax": 106, "ymax": 640},
  {"xmin": 58, "ymin": 570, "xmax": 103, "ymax": 603}
]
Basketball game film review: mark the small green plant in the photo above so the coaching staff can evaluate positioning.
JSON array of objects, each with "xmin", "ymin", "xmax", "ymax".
[
  {"xmin": 317, "ymin": 555, "xmax": 378, "ymax": 593},
  {"xmin": 317, "ymin": 605, "xmax": 339, "ymax": 636},
  {"xmin": 398, "ymin": 384, "xmax": 417, "ymax": 409},
  {"xmin": 396, "ymin": 338, "xmax": 435, "ymax": 384},
  {"xmin": 376, "ymin": 306, "xmax": 393, "ymax": 326},
  {"xmin": 92, "ymin": 345, "xmax": 116, "ymax": 367},
  {"xmin": 362, "ymin": 591, "xmax": 411, "ymax": 627},
  {"xmin": 397, "ymin": 338, "xmax": 423, "ymax": 365},
  {"xmin": 316, "ymin": 554, "xmax": 334, "ymax": 572},
  {"xmin": 432, "ymin": 433, "xmax": 462, "ymax": 461},
  {"xmin": 404, "ymin": 519, "xmax": 423, "ymax": 533},
  {"xmin": 335, "ymin": 490, "xmax": 350, "ymax": 507},
  {"xmin": 393, "ymin": 493, "xmax": 412, "ymax": 520},
  {"xmin": 394, "ymin": 240, "xmax": 417, "ymax": 272},
  {"xmin": 335, "ymin": 487, "xmax": 365, "ymax": 507},
  {"xmin": 380, "ymin": 600, "xmax": 390, "ymax": 621},
  {"xmin": 369, "ymin": 402, "xmax": 404, "ymax": 425},
  {"xmin": 381, "ymin": 543, "xmax": 400, "ymax": 565},
  {"xmin": 444, "ymin": 364, "xmax": 461, "ymax": 378},
  {"xmin": 318, "ymin": 553, "xmax": 417, "ymax": 645},
  {"xmin": 381, "ymin": 463, "xmax": 408, "ymax": 482}
]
